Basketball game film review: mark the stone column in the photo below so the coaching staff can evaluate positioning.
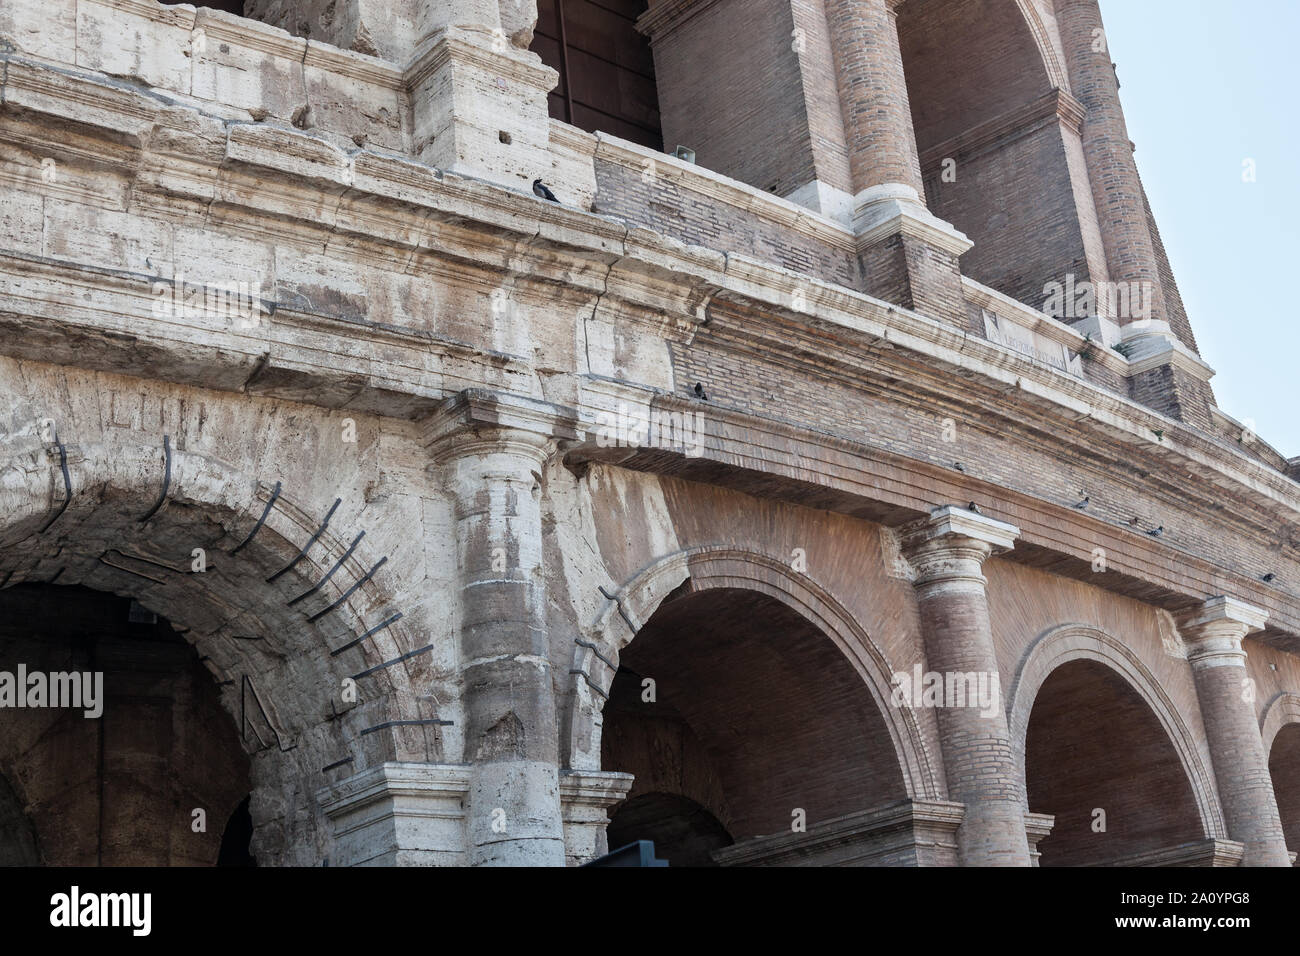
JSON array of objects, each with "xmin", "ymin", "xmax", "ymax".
[
  {"xmin": 902, "ymin": 505, "xmax": 1030, "ymax": 866},
  {"xmin": 426, "ymin": 390, "xmax": 577, "ymax": 866},
  {"xmin": 823, "ymin": 0, "xmax": 972, "ymax": 323},
  {"xmin": 1179, "ymin": 596, "xmax": 1291, "ymax": 867}
]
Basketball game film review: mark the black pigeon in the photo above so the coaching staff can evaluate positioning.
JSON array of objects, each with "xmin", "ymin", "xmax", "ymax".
[
  {"xmin": 1128, "ymin": 516, "xmax": 1141, "ymax": 526},
  {"xmin": 953, "ymin": 462, "xmax": 966, "ymax": 473},
  {"xmin": 693, "ymin": 382, "xmax": 708, "ymax": 400},
  {"xmin": 967, "ymin": 502, "xmax": 983, "ymax": 515},
  {"xmin": 532, "ymin": 178, "xmax": 558, "ymax": 203},
  {"xmin": 1147, "ymin": 525, "xmax": 1164, "ymax": 537},
  {"xmin": 1263, "ymin": 573, "xmax": 1276, "ymax": 583},
  {"xmin": 1073, "ymin": 495, "xmax": 1090, "ymax": 510}
]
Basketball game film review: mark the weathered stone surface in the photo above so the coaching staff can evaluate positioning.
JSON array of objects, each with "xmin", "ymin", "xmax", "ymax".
[{"xmin": 0, "ymin": 0, "xmax": 1296, "ymax": 870}]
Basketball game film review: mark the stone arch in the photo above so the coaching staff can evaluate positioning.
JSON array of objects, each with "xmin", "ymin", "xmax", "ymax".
[
  {"xmin": 0, "ymin": 431, "xmax": 443, "ymax": 863},
  {"xmin": 1007, "ymin": 624, "xmax": 1225, "ymax": 841},
  {"xmin": 564, "ymin": 544, "xmax": 939, "ymax": 803},
  {"xmin": 1015, "ymin": 0, "xmax": 1070, "ymax": 92}
]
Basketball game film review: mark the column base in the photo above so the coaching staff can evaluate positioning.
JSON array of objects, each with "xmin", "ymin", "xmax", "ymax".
[
  {"xmin": 317, "ymin": 762, "xmax": 471, "ymax": 866},
  {"xmin": 853, "ymin": 184, "xmax": 974, "ymax": 327}
]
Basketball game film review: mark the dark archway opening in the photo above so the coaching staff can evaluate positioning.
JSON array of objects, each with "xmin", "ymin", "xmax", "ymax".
[
  {"xmin": 196, "ymin": 0, "xmax": 247, "ymax": 16},
  {"xmin": 531, "ymin": 0, "xmax": 662, "ymax": 149},
  {"xmin": 0, "ymin": 583, "xmax": 251, "ymax": 866},
  {"xmin": 1267, "ymin": 722, "xmax": 1300, "ymax": 857},
  {"xmin": 606, "ymin": 792, "xmax": 732, "ymax": 867},
  {"xmin": 1025, "ymin": 660, "xmax": 1203, "ymax": 865},
  {"xmin": 218, "ymin": 795, "xmax": 257, "ymax": 867},
  {"xmin": 600, "ymin": 584, "xmax": 905, "ymax": 864}
]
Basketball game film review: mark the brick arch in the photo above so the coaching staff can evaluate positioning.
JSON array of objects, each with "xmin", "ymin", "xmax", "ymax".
[
  {"xmin": 898, "ymin": 0, "xmax": 1058, "ymax": 149},
  {"xmin": 1261, "ymin": 693, "xmax": 1300, "ymax": 857},
  {"xmin": 896, "ymin": 0, "xmax": 1068, "ymax": 92},
  {"xmin": 1260, "ymin": 692, "xmax": 1300, "ymax": 755},
  {"xmin": 1007, "ymin": 623, "xmax": 1225, "ymax": 840},
  {"xmin": 1015, "ymin": 0, "xmax": 1069, "ymax": 92},
  {"xmin": 0, "ymin": 432, "xmax": 442, "ymax": 861},
  {"xmin": 564, "ymin": 544, "xmax": 939, "ymax": 802}
]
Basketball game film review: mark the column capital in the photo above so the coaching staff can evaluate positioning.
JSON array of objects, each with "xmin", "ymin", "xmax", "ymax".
[
  {"xmin": 1178, "ymin": 596, "xmax": 1269, "ymax": 668},
  {"xmin": 423, "ymin": 390, "xmax": 579, "ymax": 465},
  {"xmin": 900, "ymin": 506, "xmax": 1020, "ymax": 589},
  {"xmin": 902, "ymin": 505, "xmax": 1020, "ymax": 553}
]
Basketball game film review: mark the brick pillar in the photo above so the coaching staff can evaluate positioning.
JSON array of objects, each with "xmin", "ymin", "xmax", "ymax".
[
  {"xmin": 1179, "ymin": 597, "xmax": 1291, "ymax": 867},
  {"xmin": 426, "ymin": 391, "xmax": 577, "ymax": 866},
  {"xmin": 824, "ymin": 0, "xmax": 972, "ymax": 323},
  {"xmin": 1055, "ymin": 0, "xmax": 1170, "ymax": 335},
  {"xmin": 824, "ymin": 0, "xmax": 922, "ymax": 198},
  {"xmin": 902, "ymin": 506, "xmax": 1031, "ymax": 866}
]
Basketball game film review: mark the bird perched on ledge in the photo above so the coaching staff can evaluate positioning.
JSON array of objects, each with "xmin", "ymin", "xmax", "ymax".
[{"xmin": 533, "ymin": 178, "xmax": 559, "ymax": 203}]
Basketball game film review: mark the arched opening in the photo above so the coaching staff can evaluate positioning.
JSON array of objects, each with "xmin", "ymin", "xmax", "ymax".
[
  {"xmin": 0, "ymin": 583, "xmax": 249, "ymax": 865},
  {"xmin": 0, "ymin": 435, "xmax": 435, "ymax": 866},
  {"xmin": 1267, "ymin": 723, "xmax": 1300, "ymax": 858},
  {"xmin": 606, "ymin": 791, "xmax": 732, "ymax": 867},
  {"xmin": 1025, "ymin": 659, "xmax": 1203, "ymax": 865},
  {"xmin": 898, "ymin": 0, "xmax": 1103, "ymax": 314},
  {"xmin": 599, "ymin": 584, "xmax": 908, "ymax": 865},
  {"xmin": 530, "ymin": 0, "xmax": 663, "ymax": 149},
  {"xmin": 218, "ymin": 795, "xmax": 256, "ymax": 867}
]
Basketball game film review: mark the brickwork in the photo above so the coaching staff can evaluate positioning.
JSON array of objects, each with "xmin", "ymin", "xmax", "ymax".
[
  {"xmin": 642, "ymin": 0, "xmax": 821, "ymax": 198},
  {"xmin": 592, "ymin": 155, "xmax": 858, "ymax": 285},
  {"xmin": 1055, "ymin": 0, "xmax": 1174, "ymax": 337},
  {"xmin": 825, "ymin": 0, "xmax": 922, "ymax": 195},
  {"xmin": 902, "ymin": 509, "xmax": 1031, "ymax": 865}
]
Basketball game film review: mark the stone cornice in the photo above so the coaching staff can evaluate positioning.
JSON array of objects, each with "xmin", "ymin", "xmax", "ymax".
[
  {"xmin": 919, "ymin": 89, "xmax": 1088, "ymax": 172},
  {"xmin": 711, "ymin": 800, "xmax": 965, "ymax": 867},
  {"xmin": 406, "ymin": 26, "xmax": 557, "ymax": 92},
  {"xmin": 903, "ymin": 505, "xmax": 1021, "ymax": 553},
  {"xmin": 635, "ymin": 0, "xmax": 725, "ymax": 44},
  {"xmin": 961, "ymin": 276, "xmax": 1131, "ymax": 378},
  {"xmin": 4, "ymin": 59, "xmax": 1300, "ymax": 592}
]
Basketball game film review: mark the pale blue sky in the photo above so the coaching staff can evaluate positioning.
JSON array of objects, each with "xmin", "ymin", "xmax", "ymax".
[{"xmin": 1098, "ymin": 0, "xmax": 1299, "ymax": 458}]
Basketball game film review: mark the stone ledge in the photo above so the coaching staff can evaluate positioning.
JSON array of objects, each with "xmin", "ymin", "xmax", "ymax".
[{"xmin": 712, "ymin": 800, "xmax": 966, "ymax": 867}]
